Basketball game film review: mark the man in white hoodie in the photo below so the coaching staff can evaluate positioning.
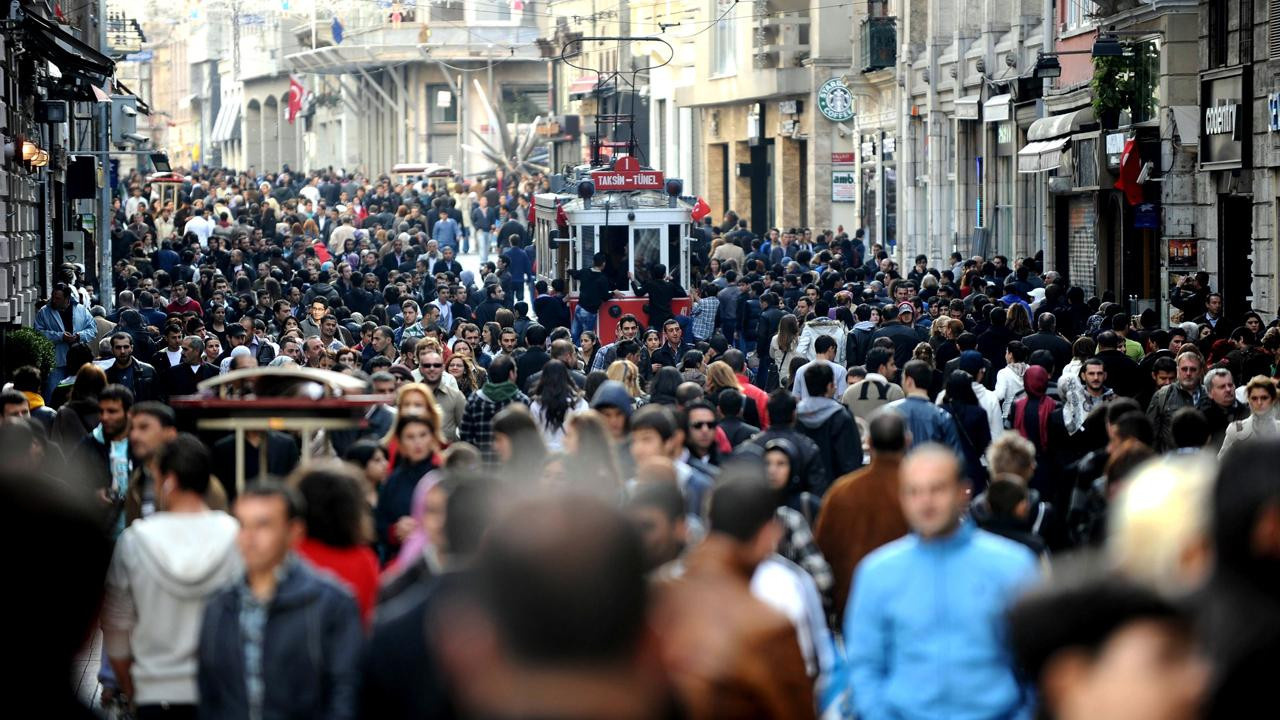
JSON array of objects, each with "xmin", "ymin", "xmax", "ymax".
[{"xmin": 103, "ymin": 433, "xmax": 242, "ymax": 716}]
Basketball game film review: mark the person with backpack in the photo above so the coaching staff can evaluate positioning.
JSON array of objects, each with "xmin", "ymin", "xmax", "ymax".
[{"xmin": 842, "ymin": 346, "xmax": 904, "ymax": 421}]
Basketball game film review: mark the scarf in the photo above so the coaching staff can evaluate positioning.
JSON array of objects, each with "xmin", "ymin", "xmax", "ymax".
[
  {"xmin": 1013, "ymin": 366, "xmax": 1056, "ymax": 447},
  {"xmin": 482, "ymin": 380, "xmax": 519, "ymax": 405}
]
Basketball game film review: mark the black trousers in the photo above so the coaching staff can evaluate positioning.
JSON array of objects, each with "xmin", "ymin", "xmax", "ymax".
[{"xmin": 136, "ymin": 704, "xmax": 198, "ymax": 720}]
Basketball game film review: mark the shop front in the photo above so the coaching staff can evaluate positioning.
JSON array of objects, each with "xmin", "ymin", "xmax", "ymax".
[{"xmin": 1200, "ymin": 66, "xmax": 1253, "ymax": 321}]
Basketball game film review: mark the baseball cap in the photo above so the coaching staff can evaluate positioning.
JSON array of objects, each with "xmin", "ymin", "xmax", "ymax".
[
  {"xmin": 897, "ymin": 301, "xmax": 915, "ymax": 316},
  {"xmin": 958, "ymin": 350, "xmax": 984, "ymax": 375}
]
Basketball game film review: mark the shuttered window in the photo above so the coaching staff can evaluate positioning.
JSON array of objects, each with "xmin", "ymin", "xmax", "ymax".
[{"xmin": 1270, "ymin": 0, "xmax": 1280, "ymax": 58}]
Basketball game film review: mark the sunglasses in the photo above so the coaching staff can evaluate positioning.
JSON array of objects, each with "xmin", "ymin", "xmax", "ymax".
[
  {"xmin": 689, "ymin": 421, "xmax": 716, "ymax": 430},
  {"xmin": 420, "ymin": 363, "xmax": 443, "ymax": 368}
]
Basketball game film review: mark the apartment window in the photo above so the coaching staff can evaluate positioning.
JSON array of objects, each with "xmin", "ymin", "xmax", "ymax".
[
  {"xmin": 1210, "ymin": 0, "xmax": 1228, "ymax": 67},
  {"xmin": 1270, "ymin": 0, "xmax": 1280, "ymax": 58},
  {"xmin": 466, "ymin": 0, "xmax": 519, "ymax": 27},
  {"xmin": 1131, "ymin": 38, "xmax": 1161, "ymax": 124},
  {"xmin": 429, "ymin": 86, "xmax": 458, "ymax": 124},
  {"xmin": 500, "ymin": 85, "xmax": 549, "ymax": 122},
  {"xmin": 711, "ymin": 0, "xmax": 737, "ymax": 76},
  {"xmin": 1065, "ymin": 0, "xmax": 1090, "ymax": 31}
]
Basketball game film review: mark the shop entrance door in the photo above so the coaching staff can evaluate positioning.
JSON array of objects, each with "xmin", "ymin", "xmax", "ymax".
[{"xmin": 1218, "ymin": 195, "xmax": 1254, "ymax": 319}]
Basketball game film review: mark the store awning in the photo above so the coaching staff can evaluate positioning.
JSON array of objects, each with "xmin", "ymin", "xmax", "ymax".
[
  {"xmin": 955, "ymin": 95, "xmax": 980, "ymax": 120},
  {"xmin": 1017, "ymin": 137, "xmax": 1068, "ymax": 173},
  {"xmin": 1027, "ymin": 107, "xmax": 1094, "ymax": 141},
  {"xmin": 568, "ymin": 75, "xmax": 598, "ymax": 98},
  {"xmin": 211, "ymin": 100, "xmax": 241, "ymax": 144},
  {"xmin": 23, "ymin": 11, "xmax": 115, "ymax": 83},
  {"xmin": 983, "ymin": 93, "xmax": 1011, "ymax": 123},
  {"xmin": 1171, "ymin": 105, "xmax": 1199, "ymax": 146}
]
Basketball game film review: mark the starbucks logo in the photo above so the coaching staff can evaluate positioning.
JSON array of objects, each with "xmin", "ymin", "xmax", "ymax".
[{"xmin": 818, "ymin": 78, "xmax": 855, "ymax": 122}]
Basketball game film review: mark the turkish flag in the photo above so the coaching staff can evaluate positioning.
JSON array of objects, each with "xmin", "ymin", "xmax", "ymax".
[
  {"xmin": 691, "ymin": 196, "xmax": 711, "ymax": 222},
  {"xmin": 1114, "ymin": 138, "xmax": 1144, "ymax": 206},
  {"xmin": 286, "ymin": 76, "xmax": 304, "ymax": 125}
]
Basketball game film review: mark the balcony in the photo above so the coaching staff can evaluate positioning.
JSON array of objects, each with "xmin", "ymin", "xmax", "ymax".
[{"xmin": 860, "ymin": 16, "xmax": 896, "ymax": 72}]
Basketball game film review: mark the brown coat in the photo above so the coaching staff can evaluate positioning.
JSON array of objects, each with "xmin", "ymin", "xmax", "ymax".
[
  {"xmin": 653, "ymin": 537, "xmax": 815, "ymax": 720},
  {"xmin": 814, "ymin": 455, "xmax": 909, "ymax": 626}
]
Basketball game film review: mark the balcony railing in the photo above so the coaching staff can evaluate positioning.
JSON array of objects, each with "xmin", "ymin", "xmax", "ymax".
[{"xmin": 860, "ymin": 16, "xmax": 896, "ymax": 72}]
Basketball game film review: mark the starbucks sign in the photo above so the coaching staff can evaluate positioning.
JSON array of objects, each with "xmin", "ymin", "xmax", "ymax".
[{"xmin": 817, "ymin": 78, "xmax": 854, "ymax": 122}]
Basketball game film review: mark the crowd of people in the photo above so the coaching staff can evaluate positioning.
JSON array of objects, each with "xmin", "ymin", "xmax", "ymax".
[{"xmin": 6, "ymin": 162, "xmax": 1280, "ymax": 720}]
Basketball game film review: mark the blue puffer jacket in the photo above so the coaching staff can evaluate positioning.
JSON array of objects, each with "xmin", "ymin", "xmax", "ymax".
[{"xmin": 197, "ymin": 559, "xmax": 363, "ymax": 720}]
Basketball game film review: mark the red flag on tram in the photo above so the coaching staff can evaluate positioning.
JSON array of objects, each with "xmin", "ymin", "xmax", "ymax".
[
  {"xmin": 690, "ymin": 196, "xmax": 711, "ymax": 222},
  {"xmin": 286, "ymin": 76, "xmax": 305, "ymax": 125}
]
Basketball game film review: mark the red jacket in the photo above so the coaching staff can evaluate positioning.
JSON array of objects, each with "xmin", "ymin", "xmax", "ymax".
[
  {"xmin": 735, "ymin": 374, "xmax": 770, "ymax": 429},
  {"xmin": 297, "ymin": 537, "xmax": 380, "ymax": 625}
]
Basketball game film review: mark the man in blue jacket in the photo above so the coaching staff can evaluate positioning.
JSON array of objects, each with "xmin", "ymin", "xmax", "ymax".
[
  {"xmin": 34, "ymin": 283, "xmax": 97, "ymax": 399},
  {"xmin": 845, "ymin": 444, "xmax": 1038, "ymax": 720},
  {"xmin": 198, "ymin": 484, "xmax": 362, "ymax": 720}
]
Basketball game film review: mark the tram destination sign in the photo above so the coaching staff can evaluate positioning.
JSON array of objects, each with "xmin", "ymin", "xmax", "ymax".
[{"xmin": 590, "ymin": 156, "xmax": 665, "ymax": 191}]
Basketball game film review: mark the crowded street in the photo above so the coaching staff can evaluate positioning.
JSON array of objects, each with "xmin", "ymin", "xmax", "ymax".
[{"xmin": 3, "ymin": 1, "xmax": 1280, "ymax": 719}]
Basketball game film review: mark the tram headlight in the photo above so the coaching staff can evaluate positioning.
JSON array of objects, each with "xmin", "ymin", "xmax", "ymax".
[
  {"xmin": 577, "ymin": 180, "xmax": 596, "ymax": 200},
  {"xmin": 665, "ymin": 178, "xmax": 683, "ymax": 197}
]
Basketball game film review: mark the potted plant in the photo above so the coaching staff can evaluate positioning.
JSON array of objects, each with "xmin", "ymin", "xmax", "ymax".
[
  {"xmin": 1091, "ymin": 56, "xmax": 1134, "ymax": 129},
  {"xmin": 2, "ymin": 327, "xmax": 55, "ymax": 383}
]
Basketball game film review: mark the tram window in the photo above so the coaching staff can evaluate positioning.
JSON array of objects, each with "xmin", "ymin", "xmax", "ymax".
[
  {"xmin": 601, "ymin": 226, "xmax": 631, "ymax": 291},
  {"xmin": 667, "ymin": 225, "xmax": 683, "ymax": 288},
  {"xmin": 634, "ymin": 228, "xmax": 661, "ymax": 282},
  {"xmin": 576, "ymin": 225, "xmax": 596, "ymax": 293}
]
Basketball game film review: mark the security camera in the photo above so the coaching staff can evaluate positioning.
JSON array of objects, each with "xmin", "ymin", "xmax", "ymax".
[
  {"xmin": 123, "ymin": 132, "xmax": 149, "ymax": 145},
  {"xmin": 121, "ymin": 105, "xmax": 137, "ymax": 117}
]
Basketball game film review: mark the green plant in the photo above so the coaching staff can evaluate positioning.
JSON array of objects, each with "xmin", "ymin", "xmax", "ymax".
[
  {"xmin": 4, "ymin": 327, "xmax": 55, "ymax": 380},
  {"xmin": 1090, "ymin": 55, "xmax": 1135, "ymax": 118}
]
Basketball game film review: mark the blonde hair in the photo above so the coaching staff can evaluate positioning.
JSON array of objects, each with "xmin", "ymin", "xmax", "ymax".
[
  {"xmin": 1107, "ymin": 453, "xmax": 1215, "ymax": 597},
  {"xmin": 986, "ymin": 432, "xmax": 1036, "ymax": 481},
  {"xmin": 704, "ymin": 361, "xmax": 741, "ymax": 396},
  {"xmin": 606, "ymin": 359, "xmax": 643, "ymax": 398},
  {"xmin": 383, "ymin": 382, "xmax": 444, "ymax": 446}
]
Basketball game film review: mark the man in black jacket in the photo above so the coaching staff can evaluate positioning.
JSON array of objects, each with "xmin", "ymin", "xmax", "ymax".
[
  {"xmin": 1094, "ymin": 331, "xmax": 1142, "ymax": 399},
  {"xmin": 1021, "ymin": 312, "xmax": 1073, "ymax": 373},
  {"xmin": 163, "ymin": 336, "xmax": 219, "ymax": 399},
  {"xmin": 198, "ymin": 484, "xmax": 362, "ymax": 720},
  {"xmin": 871, "ymin": 303, "xmax": 923, "ymax": 381},
  {"xmin": 715, "ymin": 388, "xmax": 760, "ymax": 448},
  {"xmin": 106, "ymin": 332, "xmax": 158, "ymax": 402},
  {"xmin": 532, "ymin": 279, "xmax": 571, "ymax": 332},
  {"xmin": 571, "ymin": 252, "xmax": 614, "ymax": 343},
  {"xmin": 631, "ymin": 263, "xmax": 687, "ymax": 331},
  {"xmin": 740, "ymin": 390, "xmax": 827, "ymax": 495},
  {"xmin": 515, "ymin": 324, "xmax": 551, "ymax": 391},
  {"xmin": 794, "ymin": 363, "xmax": 862, "ymax": 494}
]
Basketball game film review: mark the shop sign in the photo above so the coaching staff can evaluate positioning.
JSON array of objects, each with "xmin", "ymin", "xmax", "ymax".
[
  {"xmin": 589, "ymin": 155, "xmax": 664, "ymax": 191},
  {"xmin": 1134, "ymin": 202, "xmax": 1159, "ymax": 229},
  {"xmin": 832, "ymin": 152, "xmax": 856, "ymax": 164},
  {"xmin": 1168, "ymin": 238, "xmax": 1198, "ymax": 272},
  {"xmin": 779, "ymin": 100, "xmax": 799, "ymax": 115},
  {"xmin": 1200, "ymin": 67, "xmax": 1249, "ymax": 169},
  {"xmin": 818, "ymin": 78, "xmax": 855, "ymax": 122},
  {"xmin": 832, "ymin": 170, "xmax": 857, "ymax": 202}
]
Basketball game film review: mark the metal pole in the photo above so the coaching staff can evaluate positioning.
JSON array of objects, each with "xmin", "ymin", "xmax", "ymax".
[{"xmin": 99, "ymin": 101, "xmax": 114, "ymax": 314}]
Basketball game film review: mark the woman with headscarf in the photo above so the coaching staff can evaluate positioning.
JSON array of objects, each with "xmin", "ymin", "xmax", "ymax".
[
  {"xmin": 1013, "ymin": 365, "xmax": 1066, "ymax": 495},
  {"xmin": 940, "ymin": 370, "xmax": 992, "ymax": 492}
]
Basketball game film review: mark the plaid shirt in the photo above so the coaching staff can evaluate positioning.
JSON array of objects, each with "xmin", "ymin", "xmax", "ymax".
[
  {"xmin": 459, "ymin": 386, "xmax": 531, "ymax": 466},
  {"xmin": 776, "ymin": 506, "xmax": 834, "ymax": 598},
  {"xmin": 691, "ymin": 296, "xmax": 720, "ymax": 341},
  {"xmin": 237, "ymin": 557, "xmax": 295, "ymax": 720}
]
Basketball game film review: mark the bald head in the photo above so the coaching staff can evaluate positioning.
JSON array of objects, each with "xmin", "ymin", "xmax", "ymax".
[
  {"xmin": 869, "ymin": 411, "xmax": 908, "ymax": 454},
  {"xmin": 900, "ymin": 445, "xmax": 966, "ymax": 539}
]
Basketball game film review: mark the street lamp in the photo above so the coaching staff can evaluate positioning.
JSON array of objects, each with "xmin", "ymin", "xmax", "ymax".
[
  {"xmin": 1091, "ymin": 34, "xmax": 1126, "ymax": 58},
  {"xmin": 1033, "ymin": 53, "xmax": 1061, "ymax": 79}
]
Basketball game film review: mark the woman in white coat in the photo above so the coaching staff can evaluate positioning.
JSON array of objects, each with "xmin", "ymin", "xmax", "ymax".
[{"xmin": 1219, "ymin": 375, "xmax": 1280, "ymax": 458}]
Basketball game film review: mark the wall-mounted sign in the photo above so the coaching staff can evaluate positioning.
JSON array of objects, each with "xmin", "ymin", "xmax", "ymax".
[
  {"xmin": 1200, "ymin": 66, "xmax": 1249, "ymax": 170},
  {"xmin": 832, "ymin": 170, "xmax": 856, "ymax": 202},
  {"xmin": 817, "ymin": 78, "xmax": 855, "ymax": 122},
  {"xmin": 590, "ymin": 155, "xmax": 665, "ymax": 191},
  {"xmin": 779, "ymin": 100, "xmax": 799, "ymax": 115},
  {"xmin": 832, "ymin": 152, "xmax": 856, "ymax": 164}
]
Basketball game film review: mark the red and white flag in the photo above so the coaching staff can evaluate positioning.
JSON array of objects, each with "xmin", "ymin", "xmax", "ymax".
[
  {"xmin": 690, "ymin": 196, "xmax": 711, "ymax": 222},
  {"xmin": 286, "ymin": 75, "xmax": 305, "ymax": 124}
]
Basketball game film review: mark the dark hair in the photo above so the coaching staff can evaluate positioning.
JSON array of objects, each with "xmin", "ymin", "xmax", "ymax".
[
  {"xmin": 943, "ymin": 370, "xmax": 979, "ymax": 405},
  {"xmin": 492, "ymin": 404, "xmax": 547, "ymax": 466},
  {"xmin": 477, "ymin": 495, "xmax": 647, "ymax": 663},
  {"xmin": 629, "ymin": 478, "xmax": 686, "ymax": 522},
  {"xmin": 766, "ymin": 389, "xmax": 797, "ymax": 424},
  {"xmin": 902, "ymin": 359, "xmax": 933, "ymax": 390},
  {"xmin": 488, "ymin": 354, "xmax": 516, "ymax": 384},
  {"xmin": 11, "ymin": 366, "xmax": 43, "ymax": 393},
  {"xmin": 130, "ymin": 401, "xmax": 176, "ymax": 427},
  {"xmin": 1152, "ymin": 356, "xmax": 1177, "ymax": 375},
  {"xmin": 240, "ymin": 482, "xmax": 306, "ymax": 521},
  {"xmin": 157, "ymin": 433, "xmax": 211, "ymax": 496},
  {"xmin": 0, "ymin": 389, "xmax": 28, "ymax": 411},
  {"xmin": 1111, "ymin": 411, "xmax": 1155, "ymax": 447},
  {"xmin": 532, "ymin": 360, "xmax": 578, "ymax": 433},
  {"xmin": 813, "ymin": 335, "xmax": 837, "ymax": 356},
  {"xmin": 293, "ymin": 463, "xmax": 368, "ymax": 548},
  {"xmin": 721, "ymin": 348, "xmax": 746, "ymax": 373},
  {"xmin": 631, "ymin": 404, "xmax": 678, "ymax": 441},
  {"xmin": 1105, "ymin": 398, "xmax": 1142, "ymax": 425},
  {"xmin": 1005, "ymin": 340, "xmax": 1028, "ymax": 364},
  {"xmin": 865, "ymin": 346, "xmax": 894, "ymax": 374},
  {"xmin": 647, "ymin": 367, "xmax": 683, "ymax": 405},
  {"xmin": 987, "ymin": 479, "xmax": 1027, "ymax": 517},
  {"xmin": 342, "ymin": 438, "xmax": 385, "ymax": 467},
  {"xmin": 98, "ymin": 384, "xmax": 135, "ymax": 411},
  {"xmin": 804, "ymin": 361, "xmax": 835, "ymax": 397},
  {"xmin": 716, "ymin": 388, "xmax": 745, "ymax": 418},
  {"xmin": 868, "ymin": 410, "xmax": 907, "ymax": 452},
  {"xmin": 708, "ymin": 478, "xmax": 777, "ymax": 542},
  {"xmin": 444, "ymin": 473, "xmax": 500, "ymax": 557},
  {"xmin": 675, "ymin": 382, "xmax": 705, "ymax": 408},
  {"xmin": 1170, "ymin": 407, "xmax": 1209, "ymax": 449}
]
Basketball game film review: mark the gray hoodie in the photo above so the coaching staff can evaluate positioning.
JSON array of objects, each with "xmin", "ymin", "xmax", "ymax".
[
  {"xmin": 103, "ymin": 510, "xmax": 242, "ymax": 705},
  {"xmin": 795, "ymin": 396, "xmax": 845, "ymax": 429}
]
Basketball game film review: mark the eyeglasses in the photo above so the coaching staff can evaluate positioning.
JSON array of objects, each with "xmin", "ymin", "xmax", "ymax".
[
  {"xmin": 421, "ymin": 363, "xmax": 443, "ymax": 368},
  {"xmin": 690, "ymin": 421, "xmax": 716, "ymax": 430}
]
